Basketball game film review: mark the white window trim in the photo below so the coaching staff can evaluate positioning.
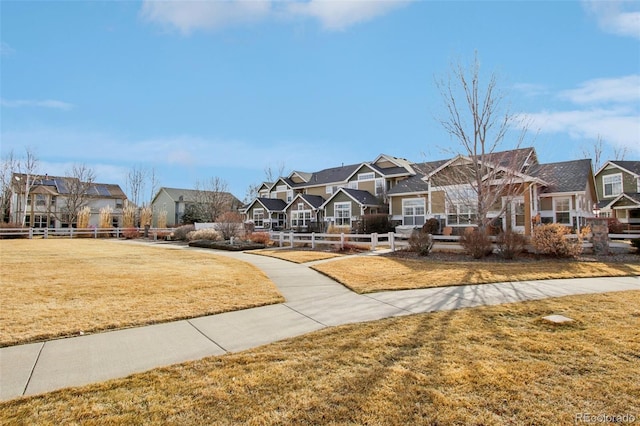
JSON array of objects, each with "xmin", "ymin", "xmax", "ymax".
[
  {"xmin": 554, "ymin": 197, "xmax": 571, "ymax": 224},
  {"xmin": 253, "ymin": 208, "xmax": 265, "ymax": 227},
  {"xmin": 375, "ymin": 178, "xmax": 385, "ymax": 196},
  {"xmin": 602, "ymin": 173, "xmax": 622, "ymax": 198},
  {"xmin": 358, "ymin": 172, "xmax": 375, "ymax": 181},
  {"xmin": 402, "ymin": 198, "xmax": 426, "ymax": 226},
  {"xmin": 334, "ymin": 202, "xmax": 352, "ymax": 226}
]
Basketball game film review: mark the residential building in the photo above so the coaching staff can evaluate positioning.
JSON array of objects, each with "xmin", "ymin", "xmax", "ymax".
[
  {"xmin": 245, "ymin": 148, "xmax": 601, "ymax": 235},
  {"xmin": 10, "ymin": 174, "xmax": 127, "ymax": 228},
  {"xmin": 594, "ymin": 161, "xmax": 640, "ymax": 227},
  {"xmin": 151, "ymin": 187, "xmax": 243, "ymax": 227}
]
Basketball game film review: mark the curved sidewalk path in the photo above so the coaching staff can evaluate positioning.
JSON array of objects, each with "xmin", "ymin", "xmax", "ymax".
[{"xmin": 2, "ymin": 245, "xmax": 639, "ymax": 401}]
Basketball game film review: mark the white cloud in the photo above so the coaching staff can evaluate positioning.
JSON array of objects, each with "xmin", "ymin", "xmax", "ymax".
[
  {"xmin": 140, "ymin": 0, "xmax": 272, "ymax": 34},
  {"xmin": 559, "ymin": 75, "xmax": 640, "ymax": 104},
  {"xmin": 286, "ymin": 0, "xmax": 410, "ymax": 31},
  {"xmin": 583, "ymin": 0, "xmax": 640, "ymax": 39},
  {"xmin": 518, "ymin": 75, "xmax": 640, "ymax": 156},
  {"xmin": 140, "ymin": 0, "xmax": 411, "ymax": 34},
  {"xmin": 0, "ymin": 42, "xmax": 15, "ymax": 55},
  {"xmin": 1, "ymin": 99, "xmax": 74, "ymax": 111}
]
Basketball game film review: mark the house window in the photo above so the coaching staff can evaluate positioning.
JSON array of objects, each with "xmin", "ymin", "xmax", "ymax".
[
  {"xmin": 358, "ymin": 172, "xmax": 375, "ymax": 181},
  {"xmin": 514, "ymin": 200, "xmax": 525, "ymax": 227},
  {"xmin": 115, "ymin": 199, "xmax": 123, "ymax": 208},
  {"xmin": 276, "ymin": 185, "xmax": 287, "ymax": 192},
  {"xmin": 291, "ymin": 210, "xmax": 312, "ymax": 227},
  {"xmin": 402, "ymin": 198, "xmax": 425, "ymax": 226},
  {"xmin": 447, "ymin": 202, "xmax": 477, "ymax": 225},
  {"xmin": 334, "ymin": 202, "xmax": 351, "ymax": 226},
  {"xmin": 326, "ymin": 186, "xmax": 335, "ymax": 195},
  {"xmin": 555, "ymin": 198, "xmax": 571, "ymax": 224},
  {"xmin": 348, "ymin": 181, "xmax": 358, "ymax": 189},
  {"xmin": 35, "ymin": 194, "xmax": 46, "ymax": 207},
  {"xmin": 253, "ymin": 208, "xmax": 264, "ymax": 228},
  {"xmin": 603, "ymin": 174, "xmax": 622, "ymax": 198},
  {"xmin": 375, "ymin": 179, "xmax": 385, "ymax": 197},
  {"xmin": 286, "ymin": 190, "xmax": 293, "ymax": 203},
  {"xmin": 32, "ymin": 215, "xmax": 48, "ymax": 228}
]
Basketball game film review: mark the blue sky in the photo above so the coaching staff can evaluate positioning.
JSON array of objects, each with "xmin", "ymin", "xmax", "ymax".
[{"xmin": 1, "ymin": 0, "xmax": 639, "ymax": 202}]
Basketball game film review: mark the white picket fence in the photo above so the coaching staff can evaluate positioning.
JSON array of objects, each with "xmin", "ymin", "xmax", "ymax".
[{"xmin": 0, "ymin": 227, "xmax": 174, "ymax": 240}]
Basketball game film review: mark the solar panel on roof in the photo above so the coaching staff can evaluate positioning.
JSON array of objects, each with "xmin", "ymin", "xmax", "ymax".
[
  {"xmin": 96, "ymin": 185, "xmax": 111, "ymax": 196},
  {"xmin": 54, "ymin": 179, "xmax": 69, "ymax": 194}
]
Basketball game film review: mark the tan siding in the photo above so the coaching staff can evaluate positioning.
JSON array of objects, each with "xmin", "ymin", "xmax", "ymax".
[
  {"xmin": 540, "ymin": 198, "xmax": 552, "ymax": 210},
  {"xmin": 358, "ymin": 181, "xmax": 375, "ymax": 194},
  {"xmin": 305, "ymin": 187, "xmax": 326, "ymax": 197},
  {"xmin": 431, "ymin": 191, "xmax": 446, "ymax": 214}
]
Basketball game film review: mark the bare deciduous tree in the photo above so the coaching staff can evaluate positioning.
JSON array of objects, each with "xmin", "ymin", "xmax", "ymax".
[
  {"xmin": 58, "ymin": 164, "xmax": 96, "ymax": 227},
  {"xmin": 194, "ymin": 177, "xmax": 231, "ymax": 222},
  {"xmin": 126, "ymin": 165, "xmax": 148, "ymax": 208},
  {"xmin": 0, "ymin": 149, "xmax": 18, "ymax": 222},
  {"xmin": 581, "ymin": 135, "xmax": 628, "ymax": 171},
  {"xmin": 244, "ymin": 162, "xmax": 287, "ymax": 204},
  {"xmin": 434, "ymin": 53, "xmax": 532, "ymax": 231},
  {"xmin": 12, "ymin": 147, "xmax": 41, "ymax": 227}
]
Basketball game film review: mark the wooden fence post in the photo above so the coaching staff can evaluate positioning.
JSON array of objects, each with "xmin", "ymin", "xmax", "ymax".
[
  {"xmin": 340, "ymin": 233, "xmax": 345, "ymax": 250},
  {"xmin": 389, "ymin": 232, "xmax": 395, "ymax": 252},
  {"xmin": 94, "ymin": 228, "xmax": 98, "ymax": 238},
  {"xmin": 289, "ymin": 232, "xmax": 294, "ymax": 248},
  {"xmin": 371, "ymin": 233, "xmax": 377, "ymax": 251},
  {"xmin": 311, "ymin": 232, "xmax": 316, "ymax": 249},
  {"xmin": 279, "ymin": 232, "xmax": 284, "ymax": 248},
  {"xmin": 44, "ymin": 228, "xmax": 48, "ymax": 239},
  {"xmin": 29, "ymin": 228, "xmax": 33, "ymax": 239}
]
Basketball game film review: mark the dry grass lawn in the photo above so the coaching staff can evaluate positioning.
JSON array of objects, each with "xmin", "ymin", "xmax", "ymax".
[
  {"xmin": 0, "ymin": 239, "xmax": 283, "ymax": 347},
  {"xmin": 2, "ymin": 291, "xmax": 638, "ymax": 425},
  {"xmin": 312, "ymin": 256, "xmax": 640, "ymax": 293},
  {"xmin": 251, "ymin": 248, "xmax": 343, "ymax": 263}
]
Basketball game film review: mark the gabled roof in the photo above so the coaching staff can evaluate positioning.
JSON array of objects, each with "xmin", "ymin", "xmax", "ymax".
[
  {"xmin": 601, "ymin": 192, "xmax": 640, "ymax": 210},
  {"xmin": 286, "ymin": 193, "xmax": 325, "ymax": 210},
  {"xmin": 529, "ymin": 159, "xmax": 593, "ymax": 194},
  {"xmin": 301, "ymin": 163, "xmax": 361, "ymax": 187},
  {"xmin": 372, "ymin": 154, "xmax": 416, "ymax": 175},
  {"xmin": 386, "ymin": 160, "xmax": 449, "ymax": 195},
  {"xmin": 154, "ymin": 187, "xmax": 240, "ymax": 205},
  {"xmin": 249, "ymin": 197, "xmax": 287, "ymax": 212},
  {"xmin": 288, "ymin": 171, "xmax": 313, "ymax": 183},
  {"xmin": 596, "ymin": 160, "xmax": 640, "ymax": 177},
  {"xmin": 322, "ymin": 188, "xmax": 381, "ymax": 209}
]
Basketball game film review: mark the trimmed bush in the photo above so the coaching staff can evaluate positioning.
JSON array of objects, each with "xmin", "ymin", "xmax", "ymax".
[
  {"xmin": 531, "ymin": 223, "xmax": 582, "ymax": 258},
  {"xmin": 495, "ymin": 230, "xmax": 526, "ymax": 260},
  {"xmin": 606, "ymin": 218, "xmax": 624, "ymax": 234},
  {"xmin": 408, "ymin": 230, "xmax": 434, "ymax": 256},
  {"xmin": 421, "ymin": 218, "xmax": 440, "ymax": 235},
  {"xmin": 122, "ymin": 227, "xmax": 139, "ymax": 239},
  {"xmin": 171, "ymin": 224, "xmax": 195, "ymax": 241},
  {"xmin": 248, "ymin": 232, "xmax": 271, "ymax": 245},
  {"xmin": 216, "ymin": 211, "xmax": 244, "ymax": 240},
  {"xmin": 631, "ymin": 238, "xmax": 640, "ymax": 254},
  {"xmin": 186, "ymin": 228, "xmax": 221, "ymax": 242},
  {"xmin": 189, "ymin": 240, "xmax": 265, "ymax": 251},
  {"xmin": 459, "ymin": 228, "xmax": 493, "ymax": 259}
]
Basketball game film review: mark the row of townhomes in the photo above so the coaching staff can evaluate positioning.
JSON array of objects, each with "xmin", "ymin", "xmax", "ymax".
[{"xmin": 243, "ymin": 148, "xmax": 640, "ymax": 235}]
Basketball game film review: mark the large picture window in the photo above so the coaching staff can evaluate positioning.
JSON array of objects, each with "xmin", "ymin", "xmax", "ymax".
[
  {"xmin": 402, "ymin": 198, "xmax": 425, "ymax": 226},
  {"xmin": 334, "ymin": 202, "xmax": 351, "ymax": 226},
  {"xmin": 603, "ymin": 174, "xmax": 622, "ymax": 198},
  {"xmin": 291, "ymin": 210, "xmax": 312, "ymax": 227},
  {"xmin": 253, "ymin": 208, "xmax": 264, "ymax": 228}
]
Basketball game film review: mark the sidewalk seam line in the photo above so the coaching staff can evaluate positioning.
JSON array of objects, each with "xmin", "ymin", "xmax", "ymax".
[
  {"xmin": 282, "ymin": 304, "xmax": 329, "ymax": 327},
  {"xmin": 186, "ymin": 320, "xmax": 229, "ymax": 353},
  {"xmin": 22, "ymin": 342, "xmax": 46, "ymax": 396},
  {"xmin": 362, "ymin": 294, "xmax": 415, "ymax": 315}
]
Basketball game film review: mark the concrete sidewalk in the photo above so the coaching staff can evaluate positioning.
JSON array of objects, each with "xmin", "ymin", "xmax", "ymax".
[{"xmin": 2, "ymin": 247, "xmax": 639, "ymax": 401}]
